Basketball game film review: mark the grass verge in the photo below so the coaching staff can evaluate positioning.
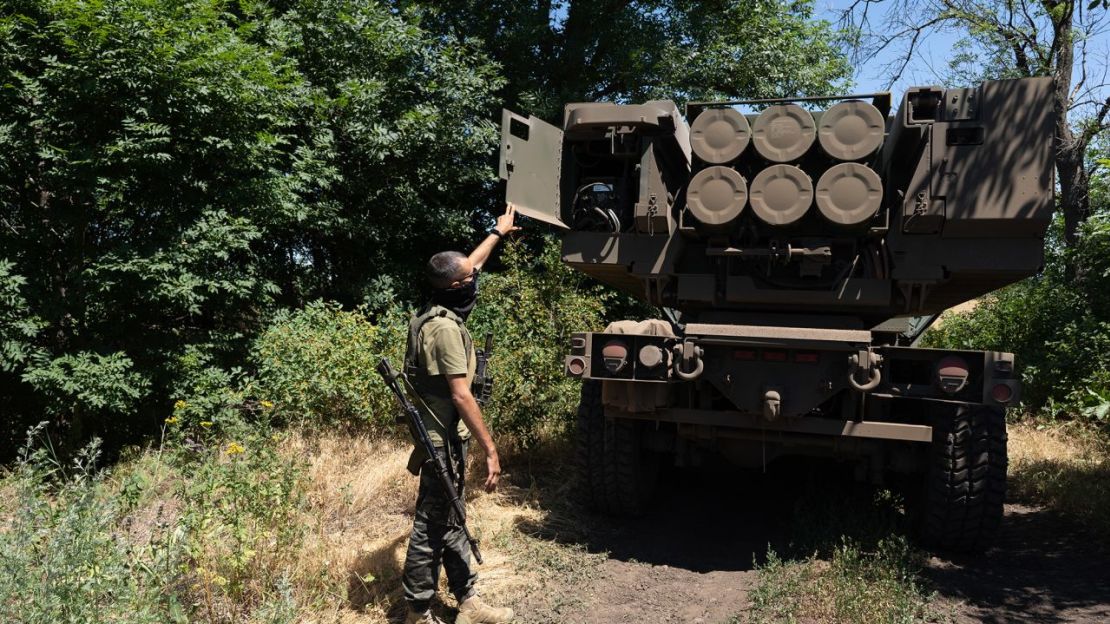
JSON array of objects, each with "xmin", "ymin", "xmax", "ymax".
[
  {"xmin": 1008, "ymin": 419, "xmax": 1110, "ymax": 536},
  {"xmin": 748, "ymin": 536, "xmax": 937, "ymax": 624},
  {"xmin": 742, "ymin": 480, "xmax": 945, "ymax": 624},
  {"xmin": 0, "ymin": 423, "xmax": 602, "ymax": 623}
]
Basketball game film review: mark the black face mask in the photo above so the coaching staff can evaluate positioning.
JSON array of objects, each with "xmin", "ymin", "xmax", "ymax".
[{"xmin": 431, "ymin": 271, "xmax": 479, "ymax": 320}]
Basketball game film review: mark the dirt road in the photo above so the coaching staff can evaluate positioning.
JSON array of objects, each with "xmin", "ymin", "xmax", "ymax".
[{"xmin": 508, "ymin": 462, "xmax": 1110, "ymax": 624}]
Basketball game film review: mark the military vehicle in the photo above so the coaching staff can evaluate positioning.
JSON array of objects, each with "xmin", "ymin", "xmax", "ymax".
[{"xmin": 498, "ymin": 77, "xmax": 1054, "ymax": 551}]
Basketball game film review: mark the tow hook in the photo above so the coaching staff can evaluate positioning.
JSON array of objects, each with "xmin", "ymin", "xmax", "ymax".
[
  {"xmin": 673, "ymin": 341, "xmax": 704, "ymax": 380},
  {"xmin": 763, "ymin": 390, "xmax": 782, "ymax": 421},
  {"xmin": 848, "ymin": 350, "xmax": 883, "ymax": 392}
]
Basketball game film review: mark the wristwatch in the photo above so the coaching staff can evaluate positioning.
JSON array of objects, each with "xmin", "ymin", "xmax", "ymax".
[{"xmin": 488, "ymin": 229, "xmax": 504, "ymax": 239}]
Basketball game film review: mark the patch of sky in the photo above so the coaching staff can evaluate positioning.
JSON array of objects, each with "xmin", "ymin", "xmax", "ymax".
[{"xmin": 817, "ymin": 0, "xmax": 1110, "ymax": 110}]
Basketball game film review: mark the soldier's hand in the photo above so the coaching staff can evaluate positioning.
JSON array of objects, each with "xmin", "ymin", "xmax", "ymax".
[
  {"xmin": 484, "ymin": 452, "xmax": 502, "ymax": 492},
  {"xmin": 495, "ymin": 203, "xmax": 523, "ymax": 237}
]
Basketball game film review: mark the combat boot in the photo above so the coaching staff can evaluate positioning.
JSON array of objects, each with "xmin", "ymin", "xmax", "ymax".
[
  {"xmin": 405, "ymin": 609, "xmax": 447, "ymax": 624},
  {"xmin": 456, "ymin": 596, "xmax": 514, "ymax": 624}
]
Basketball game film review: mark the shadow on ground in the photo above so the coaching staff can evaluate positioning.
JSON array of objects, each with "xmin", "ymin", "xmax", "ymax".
[
  {"xmin": 508, "ymin": 446, "xmax": 1110, "ymax": 623},
  {"xmin": 510, "ymin": 456, "xmax": 878, "ymax": 573},
  {"xmin": 926, "ymin": 503, "xmax": 1110, "ymax": 624}
]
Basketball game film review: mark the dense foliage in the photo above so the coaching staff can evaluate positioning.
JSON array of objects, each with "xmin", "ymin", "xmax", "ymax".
[
  {"xmin": 250, "ymin": 301, "xmax": 407, "ymax": 428},
  {"xmin": 0, "ymin": 0, "xmax": 851, "ymax": 456},
  {"xmin": 466, "ymin": 240, "xmax": 612, "ymax": 444},
  {"xmin": 173, "ymin": 238, "xmax": 608, "ymax": 443},
  {"xmin": 0, "ymin": 0, "xmax": 502, "ymax": 453},
  {"xmin": 402, "ymin": 0, "xmax": 852, "ymax": 121}
]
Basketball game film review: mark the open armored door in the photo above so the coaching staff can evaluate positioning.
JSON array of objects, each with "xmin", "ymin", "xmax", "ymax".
[{"xmin": 499, "ymin": 110, "xmax": 568, "ymax": 229}]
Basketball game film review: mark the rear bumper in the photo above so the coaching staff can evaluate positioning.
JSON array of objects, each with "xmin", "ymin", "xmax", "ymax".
[
  {"xmin": 617, "ymin": 406, "xmax": 933, "ymax": 443},
  {"xmin": 568, "ymin": 324, "xmax": 1020, "ymax": 418}
]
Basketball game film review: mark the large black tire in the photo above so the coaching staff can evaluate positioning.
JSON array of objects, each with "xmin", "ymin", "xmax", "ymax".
[
  {"xmin": 919, "ymin": 404, "xmax": 1007, "ymax": 552},
  {"xmin": 575, "ymin": 380, "xmax": 659, "ymax": 515},
  {"xmin": 575, "ymin": 380, "xmax": 608, "ymax": 511}
]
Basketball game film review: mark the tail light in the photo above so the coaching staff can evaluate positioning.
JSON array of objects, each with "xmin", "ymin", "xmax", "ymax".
[
  {"xmin": 935, "ymin": 356, "xmax": 969, "ymax": 394},
  {"xmin": 601, "ymin": 340, "xmax": 629, "ymax": 374},
  {"xmin": 991, "ymin": 383, "xmax": 1014, "ymax": 404}
]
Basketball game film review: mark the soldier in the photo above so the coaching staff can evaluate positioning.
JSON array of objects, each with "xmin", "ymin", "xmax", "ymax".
[{"xmin": 402, "ymin": 204, "xmax": 520, "ymax": 624}]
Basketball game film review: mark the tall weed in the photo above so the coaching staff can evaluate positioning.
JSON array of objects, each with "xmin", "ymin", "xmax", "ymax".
[
  {"xmin": 0, "ymin": 424, "xmax": 184, "ymax": 624},
  {"xmin": 172, "ymin": 424, "xmax": 309, "ymax": 622}
]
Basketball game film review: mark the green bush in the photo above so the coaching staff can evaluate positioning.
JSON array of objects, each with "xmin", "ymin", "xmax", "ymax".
[
  {"xmin": 223, "ymin": 236, "xmax": 621, "ymax": 443},
  {"xmin": 0, "ymin": 424, "xmax": 184, "ymax": 624},
  {"xmin": 923, "ymin": 214, "xmax": 1110, "ymax": 422},
  {"xmin": 251, "ymin": 301, "xmax": 406, "ymax": 428},
  {"xmin": 166, "ymin": 344, "xmax": 257, "ymax": 436},
  {"xmin": 140, "ymin": 233, "xmax": 637, "ymax": 453},
  {"xmin": 247, "ymin": 239, "xmax": 615, "ymax": 443},
  {"xmin": 468, "ymin": 239, "xmax": 611, "ymax": 445}
]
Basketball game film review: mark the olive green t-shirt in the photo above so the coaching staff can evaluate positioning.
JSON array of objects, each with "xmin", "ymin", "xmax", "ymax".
[{"xmin": 409, "ymin": 314, "xmax": 475, "ymax": 446}]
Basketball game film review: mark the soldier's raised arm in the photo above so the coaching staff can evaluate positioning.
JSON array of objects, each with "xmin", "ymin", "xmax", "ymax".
[{"xmin": 469, "ymin": 203, "xmax": 521, "ymax": 271}]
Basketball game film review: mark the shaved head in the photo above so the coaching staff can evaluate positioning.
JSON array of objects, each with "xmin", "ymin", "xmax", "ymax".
[{"xmin": 426, "ymin": 251, "xmax": 470, "ymax": 288}]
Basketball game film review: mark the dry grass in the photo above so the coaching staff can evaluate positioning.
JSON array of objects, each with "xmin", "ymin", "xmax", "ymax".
[
  {"xmin": 926, "ymin": 299, "xmax": 980, "ymax": 333},
  {"xmin": 196, "ymin": 430, "xmax": 596, "ymax": 623},
  {"xmin": 1008, "ymin": 420, "xmax": 1110, "ymax": 535},
  {"xmin": 2, "ymin": 427, "xmax": 597, "ymax": 624},
  {"xmin": 0, "ymin": 472, "xmax": 17, "ymax": 532}
]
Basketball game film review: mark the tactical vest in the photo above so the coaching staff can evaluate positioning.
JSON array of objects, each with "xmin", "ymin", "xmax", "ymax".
[{"xmin": 404, "ymin": 304, "xmax": 474, "ymax": 425}]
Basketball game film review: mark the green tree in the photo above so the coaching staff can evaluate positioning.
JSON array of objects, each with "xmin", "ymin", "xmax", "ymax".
[
  {"xmin": 0, "ymin": 0, "xmax": 501, "ymax": 454},
  {"xmin": 398, "ymin": 0, "xmax": 853, "ymax": 122}
]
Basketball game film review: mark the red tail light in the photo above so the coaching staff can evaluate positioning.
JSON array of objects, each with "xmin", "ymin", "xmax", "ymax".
[{"xmin": 991, "ymin": 383, "xmax": 1014, "ymax": 404}]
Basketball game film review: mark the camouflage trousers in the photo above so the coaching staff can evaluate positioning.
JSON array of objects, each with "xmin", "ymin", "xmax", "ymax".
[{"xmin": 402, "ymin": 441, "xmax": 478, "ymax": 612}]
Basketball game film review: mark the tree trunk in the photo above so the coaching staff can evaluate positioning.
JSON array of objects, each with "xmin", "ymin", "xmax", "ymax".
[{"xmin": 1045, "ymin": 0, "xmax": 1089, "ymax": 247}]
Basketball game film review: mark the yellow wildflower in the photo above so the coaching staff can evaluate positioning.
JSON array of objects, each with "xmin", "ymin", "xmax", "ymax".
[
  {"xmin": 200, "ymin": 421, "xmax": 213, "ymax": 428},
  {"xmin": 173, "ymin": 400, "xmax": 188, "ymax": 411},
  {"xmin": 260, "ymin": 400, "xmax": 274, "ymax": 409},
  {"xmin": 225, "ymin": 442, "xmax": 245, "ymax": 455},
  {"xmin": 164, "ymin": 416, "xmax": 178, "ymax": 425}
]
